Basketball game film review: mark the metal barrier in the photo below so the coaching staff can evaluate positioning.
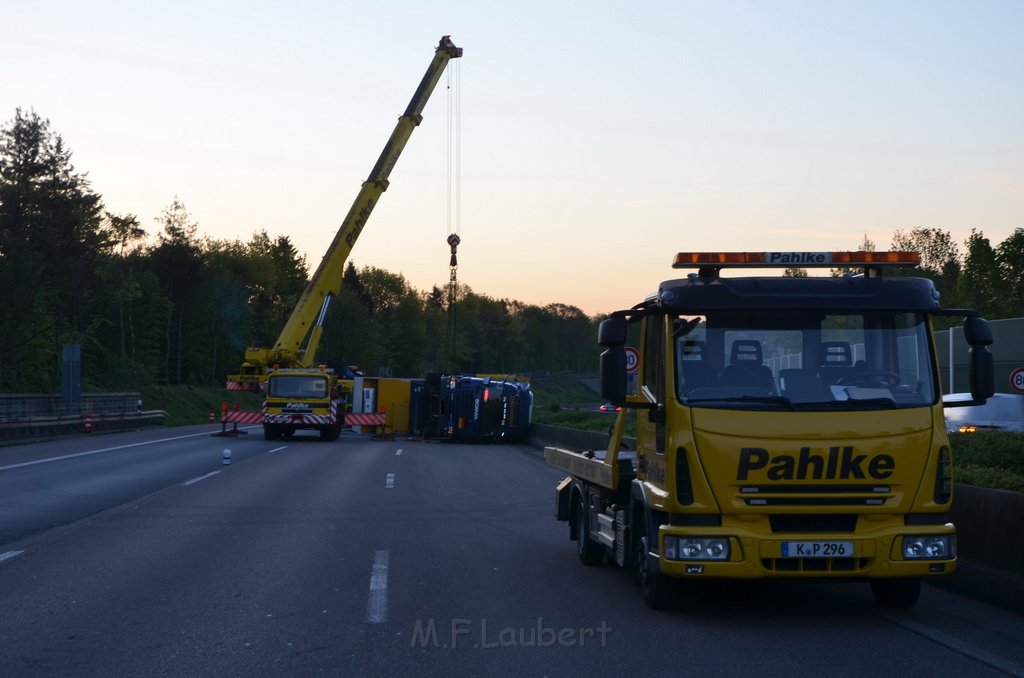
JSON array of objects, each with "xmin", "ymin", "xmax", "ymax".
[
  {"xmin": 0, "ymin": 393, "xmax": 142, "ymax": 420},
  {"xmin": 0, "ymin": 393, "xmax": 162, "ymax": 440}
]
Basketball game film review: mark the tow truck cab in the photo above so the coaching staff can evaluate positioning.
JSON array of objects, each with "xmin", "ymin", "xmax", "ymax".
[
  {"xmin": 553, "ymin": 250, "xmax": 995, "ymax": 610},
  {"xmin": 262, "ymin": 366, "xmax": 345, "ymax": 441}
]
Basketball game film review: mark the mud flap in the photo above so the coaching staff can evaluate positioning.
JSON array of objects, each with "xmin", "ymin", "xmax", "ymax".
[{"xmin": 555, "ymin": 476, "xmax": 573, "ymax": 521}]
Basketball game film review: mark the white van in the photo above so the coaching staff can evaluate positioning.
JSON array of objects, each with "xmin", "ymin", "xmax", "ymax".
[{"xmin": 943, "ymin": 393, "xmax": 1024, "ymax": 433}]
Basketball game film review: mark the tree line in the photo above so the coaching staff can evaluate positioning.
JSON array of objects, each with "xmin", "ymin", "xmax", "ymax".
[
  {"xmin": 0, "ymin": 109, "xmax": 597, "ymax": 392},
  {"xmin": 1, "ymin": 109, "xmax": 1021, "ymax": 392}
]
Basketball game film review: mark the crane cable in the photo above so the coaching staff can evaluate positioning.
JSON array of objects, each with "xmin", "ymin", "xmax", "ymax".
[{"xmin": 443, "ymin": 58, "xmax": 461, "ymax": 373}]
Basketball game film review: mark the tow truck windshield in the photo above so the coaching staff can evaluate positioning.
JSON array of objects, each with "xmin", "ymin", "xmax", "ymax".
[
  {"xmin": 674, "ymin": 310, "xmax": 936, "ymax": 411},
  {"xmin": 267, "ymin": 376, "xmax": 329, "ymax": 399}
]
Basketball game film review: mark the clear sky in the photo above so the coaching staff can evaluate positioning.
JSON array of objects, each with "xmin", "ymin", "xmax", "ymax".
[{"xmin": 3, "ymin": 1, "xmax": 1022, "ymax": 316}]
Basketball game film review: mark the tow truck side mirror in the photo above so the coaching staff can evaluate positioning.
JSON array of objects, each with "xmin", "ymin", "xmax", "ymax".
[
  {"xmin": 964, "ymin": 315, "xmax": 993, "ymax": 346},
  {"xmin": 600, "ymin": 349, "xmax": 627, "ymax": 403},
  {"xmin": 964, "ymin": 317, "xmax": 995, "ymax": 402},
  {"xmin": 598, "ymin": 317, "xmax": 628, "ymax": 403},
  {"xmin": 598, "ymin": 317, "xmax": 627, "ymax": 347}
]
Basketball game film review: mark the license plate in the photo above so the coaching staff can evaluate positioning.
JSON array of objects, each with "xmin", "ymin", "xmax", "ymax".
[{"xmin": 781, "ymin": 541, "xmax": 853, "ymax": 558}]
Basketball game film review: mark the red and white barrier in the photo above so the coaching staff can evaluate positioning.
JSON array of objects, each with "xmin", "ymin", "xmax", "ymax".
[
  {"xmin": 211, "ymin": 403, "xmax": 260, "ymax": 437},
  {"xmin": 345, "ymin": 413, "xmax": 387, "ymax": 427},
  {"xmin": 225, "ymin": 410, "xmax": 264, "ymax": 425}
]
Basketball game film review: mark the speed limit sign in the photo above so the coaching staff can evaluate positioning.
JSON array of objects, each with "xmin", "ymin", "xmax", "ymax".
[
  {"xmin": 625, "ymin": 347, "xmax": 640, "ymax": 374},
  {"xmin": 1011, "ymin": 368, "xmax": 1024, "ymax": 394}
]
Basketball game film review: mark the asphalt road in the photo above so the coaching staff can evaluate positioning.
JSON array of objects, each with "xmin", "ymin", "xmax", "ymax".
[{"xmin": 1, "ymin": 427, "xmax": 1023, "ymax": 677}]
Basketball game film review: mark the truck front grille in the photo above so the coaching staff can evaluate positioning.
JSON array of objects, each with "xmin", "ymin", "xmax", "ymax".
[
  {"xmin": 770, "ymin": 514, "xmax": 857, "ymax": 532},
  {"xmin": 762, "ymin": 557, "xmax": 869, "ymax": 573},
  {"xmin": 740, "ymin": 484, "xmax": 892, "ymax": 508}
]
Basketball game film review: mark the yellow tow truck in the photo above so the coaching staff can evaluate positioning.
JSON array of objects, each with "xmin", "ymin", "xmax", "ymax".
[
  {"xmin": 225, "ymin": 36, "xmax": 462, "ymax": 441},
  {"xmin": 547, "ymin": 250, "xmax": 995, "ymax": 609}
]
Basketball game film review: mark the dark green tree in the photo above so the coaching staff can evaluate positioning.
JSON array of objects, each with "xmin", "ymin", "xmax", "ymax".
[
  {"xmin": 319, "ymin": 264, "xmax": 379, "ymax": 374},
  {"xmin": 148, "ymin": 198, "xmax": 203, "ymax": 384},
  {"xmin": 0, "ymin": 108, "xmax": 107, "ymax": 390},
  {"xmin": 107, "ymin": 213, "xmax": 146, "ymax": 363},
  {"xmin": 354, "ymin": 266, "xmax": 425, "ymax": 376},
  {"xmin": 422, "ymin": 285, "xmax": 448, "ymax": 372},
  {"xmin": 957, "ymin": 229, "xmax": 1001, "ymax": 318},
  {"xmin": 996, "ymin": 227, "xmax": 1024, "ymax": 318},
  {"xmin": 240, "ymin": 231, "xmax": 309, "ymax": 348},
  {"xmin": 543, "ymin": 303, "xmax": 597, "ymax": 373},
  {"xmin": 891, "ymin": 228, "xmax": 960, "ymax": 280}
]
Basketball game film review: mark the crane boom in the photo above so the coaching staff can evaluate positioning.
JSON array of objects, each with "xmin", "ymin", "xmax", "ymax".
[{"xmin": 229, "ymin": 36, "xmax": 462, "ymax": 389}]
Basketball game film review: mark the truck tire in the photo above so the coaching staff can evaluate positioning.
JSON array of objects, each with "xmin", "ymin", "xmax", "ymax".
[
  {"xmin": 634, "ymin": 525, "xmax": 675, "ymax": 610},
  {"xmin": 264, "ymin": 424, "xmax": 279, "ymax": 441},
  {"xmin": 320, "ymin": 425, "xmax": 340, "ymax": 442},
  {"xmin": 576, "ymin": 495, "xmax": 603, "ymax": 566},
  {"xmin": 870, "ymin": 578, "xmax": 921, "ymax": 610}
]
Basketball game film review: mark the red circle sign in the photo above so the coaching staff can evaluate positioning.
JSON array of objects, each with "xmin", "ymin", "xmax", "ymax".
[
  {"xmin": 625, "ymin": 347, "xmax": 640, "ymax": 373},
  {"xmin": 1011, "ymin": 368, "xmax": 1024, "ymax": 394}
]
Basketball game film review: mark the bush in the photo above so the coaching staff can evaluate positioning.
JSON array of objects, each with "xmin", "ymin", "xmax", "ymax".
[
  {"xmin": 955, "ymin": 464, "xmax": 1024, "ymax": 494},
  {"xmin": 949, "ymin": 431, "xmax": 1024, "ymax": 480}
]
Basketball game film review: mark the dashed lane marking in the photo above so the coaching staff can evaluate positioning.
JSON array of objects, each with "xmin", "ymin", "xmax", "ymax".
[{"xmin": 366, "ymin": 550, "xmax": 389, "ymax": 623}]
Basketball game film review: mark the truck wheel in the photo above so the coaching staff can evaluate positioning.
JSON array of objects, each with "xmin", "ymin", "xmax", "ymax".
[
  {"xmin": 576, "ymin": 496, "xmax": 603, "ymax": 566},
  {"xmin": 264, "ymin": 425, "xmax": 279, "ymax": 441},
  {"xmin": 635, "ymin": 532, "xmax": 675, "ymax": 610},
  {"xmin": 320, "ymin": 426, "xmax": 340, "ymax": 442},
  {"xmin": 870, "ymin": 578, "xmax": 921, "ymax": 609}
]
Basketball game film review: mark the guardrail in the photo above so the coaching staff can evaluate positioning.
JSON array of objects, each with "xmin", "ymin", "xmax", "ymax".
[
  {"xmin": 0, "ymin": 393, "xmax": 142, "ymax": 419},
  {"xmin": 0, "ymin": 393, "xmax": 166, "ymax": 440}
]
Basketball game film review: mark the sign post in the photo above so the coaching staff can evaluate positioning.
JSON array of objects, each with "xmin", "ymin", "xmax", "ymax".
[
  {"xmin": 625, "ymin": 347, "xmax": 640, "ymax": 374},
  {"xmin": 1011, "ymin": 368, "xmax": 1024, "ymax": 394},
  {"xmin": 624, "ymin": 347, "xmax": 640, "ymax": 394}
]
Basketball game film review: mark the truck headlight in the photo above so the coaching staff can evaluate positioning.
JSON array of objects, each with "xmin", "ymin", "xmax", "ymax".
[
  {"xmin": 664, "ymin": 536, "xmax": 730, "ymax": 561},
  {"xmin": 902, "ymin": 535, "xmax": 954, "ymax": 559}
]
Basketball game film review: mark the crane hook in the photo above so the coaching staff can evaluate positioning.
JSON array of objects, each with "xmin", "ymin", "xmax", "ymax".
[{"xmin": 447, "ymin": 233, "xmax": 461, "ymax": 267}]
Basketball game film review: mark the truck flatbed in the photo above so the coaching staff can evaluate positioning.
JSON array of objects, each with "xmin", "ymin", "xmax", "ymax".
[{"xmin": 544, "ymin": 446, "xmax": 635, "ymax": 490}]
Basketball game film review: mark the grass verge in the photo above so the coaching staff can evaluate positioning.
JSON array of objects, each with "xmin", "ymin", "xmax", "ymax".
[
  {"xmin": 141, "ymin": 385, "xmax": 263, "ymax": 427},
  {"xmin": 949, "ymin": 431, "xmax": 1024, "ymax": 493}
]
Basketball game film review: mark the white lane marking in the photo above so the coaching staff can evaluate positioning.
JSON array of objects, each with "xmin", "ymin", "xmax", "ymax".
[
  {"xmin": 183, "ymin": 471, "xmax": 221, "ymax": 486},
  {"xmin": 385, "ymin": 473, "xmax": 395, "ymax": 489},
  {"xmin": 366, "ymin": 550, "xmax": 389, "ymax": 623},
  {"xmin": 0, "ymin": 550, "xmax": 24, "ymax": 563},
  {"xmin": 0, "ymin": 430, "xmax": 230, "ymax": 473},
  {"xmin": 268, "ymin": 446, "xmax": 287, "ymax": 454},
  {"xmin": 395, "ymin": 448, "xmax": 403, "ymax": 456}
]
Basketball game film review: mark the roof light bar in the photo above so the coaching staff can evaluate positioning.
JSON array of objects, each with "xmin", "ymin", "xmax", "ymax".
[{"xmin": 672, "ymin": 251, "xmax": 920, "ymax": 269}]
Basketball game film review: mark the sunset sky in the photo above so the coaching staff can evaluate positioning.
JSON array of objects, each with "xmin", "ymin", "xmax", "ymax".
[{"xmin": 3, "ymin": 1, "xmax": 1022, "ymax": 316}]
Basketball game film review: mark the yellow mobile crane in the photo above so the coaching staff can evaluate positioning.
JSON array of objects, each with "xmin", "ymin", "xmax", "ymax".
[{"xmin": 226, "ymin": 35, "xmax": 462, "ymax": 441}]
